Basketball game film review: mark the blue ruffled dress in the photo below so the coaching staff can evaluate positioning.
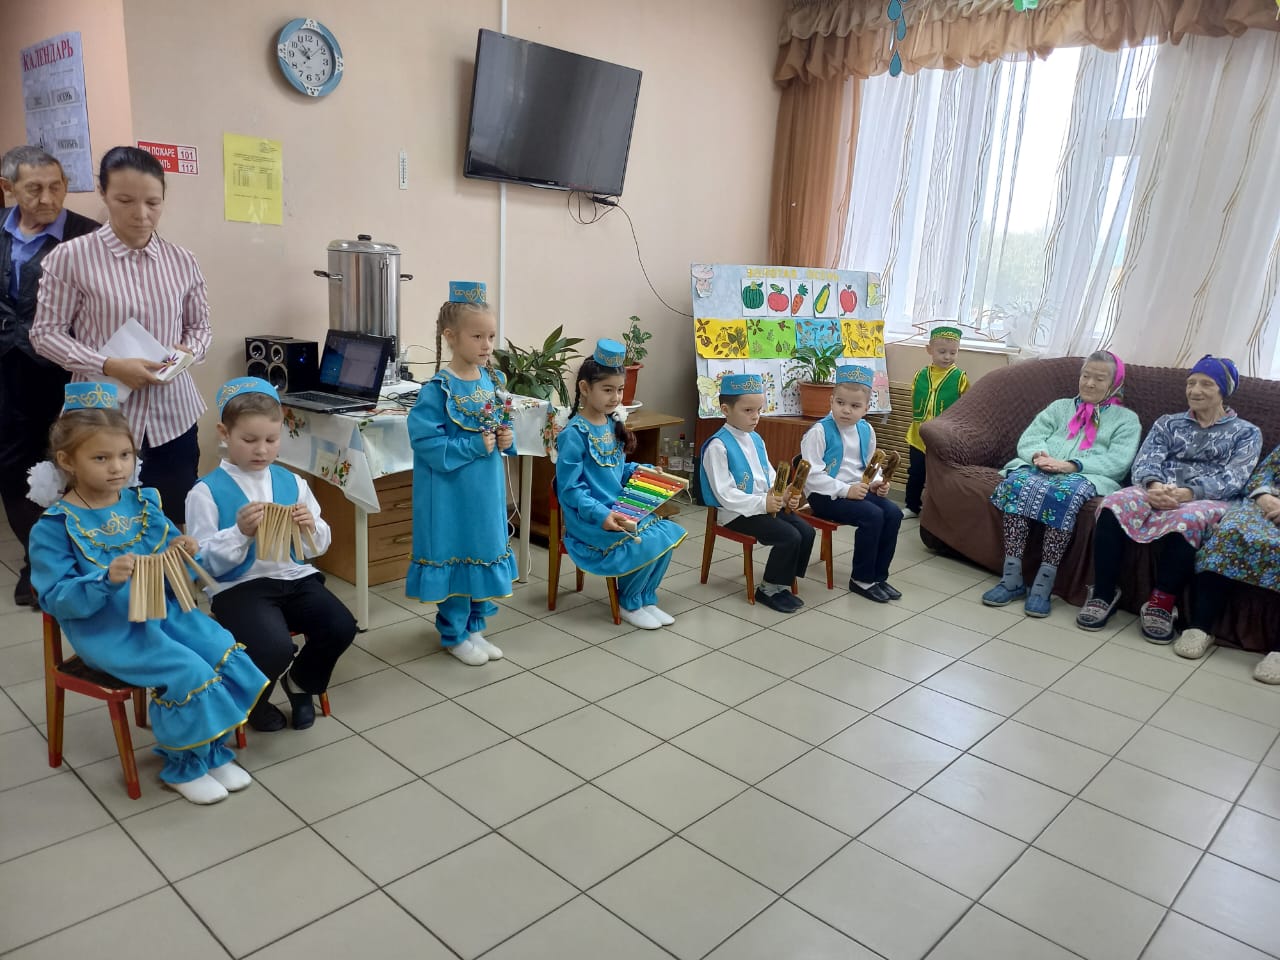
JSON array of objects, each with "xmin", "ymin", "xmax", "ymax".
[
  {"xmin": 555, "ymin": 415, "xmax": 686, "ymax": 608},
  {"xmin": 405, "ymin": 367, "xmax": 517, "ymax": 607},
  {"xmin": 29, "ymin": 488, "xmax": 267, "ymax": 783}
]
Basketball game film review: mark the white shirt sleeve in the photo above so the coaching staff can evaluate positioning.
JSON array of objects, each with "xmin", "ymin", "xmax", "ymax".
[
  {"xmin": 802, "ymin": 425, "xmax": 850, "ymax": 499},
  {"xmin": 184, "ymin": 482, "xmax": 254, "ymax": 577},
  {"xmin": 704, "ymin": 438, "xmax": 769, "ymax": 517},
  {"xmin": 296, "ymin": 475, "xmax": 332, "ymax": 556}
]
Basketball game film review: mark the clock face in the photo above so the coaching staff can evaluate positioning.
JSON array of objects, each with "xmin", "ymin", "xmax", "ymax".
[{"xmin": 276, "ymin": 19, "xmax": 343, "ymax": 97}]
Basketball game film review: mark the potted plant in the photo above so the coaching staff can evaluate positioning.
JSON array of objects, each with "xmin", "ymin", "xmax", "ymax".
[
  {"xmin": 620, "ymin": 315, "xmax": 651, "ymax": 405},
  {"xmin": 492, "ymin": 325, "xmax": 584, "ymax": 406},
  {"xmin": 785, "ymin": 343, "xmax": 844, "ymax": 418}
]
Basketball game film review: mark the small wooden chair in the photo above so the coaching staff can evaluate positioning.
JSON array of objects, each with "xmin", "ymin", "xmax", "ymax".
[
  {"xmin": 43, "ymin": 612, "xmax": 150, "ymax": 799},
  {"xmin": 699, "ymin": 506, "xmax": 799, "ymax": 604},
  {"xmin": 547, "ymin": 481, "xmax": 622, "ymax": 625},
  {"xmin": 797, "ymin": 509, "xmax": 839, "ymax": 590},
  {"xmin": 288, "ymin": 632, "xmax": 333, "ymax": 719}
]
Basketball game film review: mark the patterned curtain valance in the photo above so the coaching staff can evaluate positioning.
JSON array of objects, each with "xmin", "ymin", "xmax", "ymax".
[{"xmin": 775, "ymin": 0, "xmax": 1279, "ymax": 82}]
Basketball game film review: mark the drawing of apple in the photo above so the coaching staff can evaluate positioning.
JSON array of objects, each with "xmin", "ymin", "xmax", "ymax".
[
  {"xmin": 766, "ymin": 284, "xmax": 789, "ymax": 311},
  {"xmin": 839, "ymin": 285, "xmax": 857, "ymax": 314}
]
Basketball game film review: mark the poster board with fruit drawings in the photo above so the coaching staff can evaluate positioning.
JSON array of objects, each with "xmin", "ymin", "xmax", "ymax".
[{"xmin": 690, "ymin": 263, "xmax": 888, "ymax": 418}]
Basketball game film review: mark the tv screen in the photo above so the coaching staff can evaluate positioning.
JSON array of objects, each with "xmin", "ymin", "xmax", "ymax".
[{"xmin": 464, "ymin": 30, "xmax": 642, "ymax": 197}]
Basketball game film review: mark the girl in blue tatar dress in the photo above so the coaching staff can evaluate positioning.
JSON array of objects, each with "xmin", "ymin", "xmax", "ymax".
[
  {"xmin": 28, "ymin": 383, "xmax": 267, "ymax": 805},
  {"xmin": 406, "ymin": 284, "xmax": 517, "ymax": 665},
  {"xmin": 556, "ymin": 340, "xmax": 686, "ymax": 630}
]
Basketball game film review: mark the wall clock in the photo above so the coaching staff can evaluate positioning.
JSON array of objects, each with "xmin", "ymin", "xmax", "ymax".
[{"xmin": 276, "ymin": 18, "xmax": 343, "ymax": 98}]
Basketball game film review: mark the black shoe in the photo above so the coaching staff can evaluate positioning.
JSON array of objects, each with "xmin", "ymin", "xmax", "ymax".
[
  {"xmin": 755, "ymin": 587, "xmax": 798, "ymax": 613},
  {"xmin": 878, "ymin": 581, "xmax": 902, "ymax": 601},
  {"xmin": 13, "ymin": 569, "xmax": 36, "ymax": 608},
  {"xmin": 281, "ymin": 673, "xmax": 316, "ymax": 730},
  {"xmin": 849, "ymin": 580, "xmax": 891, "ymax": 603},
  {"xmin": 248, "ymin": 700, "xmax": 288, "ymax": 732}
]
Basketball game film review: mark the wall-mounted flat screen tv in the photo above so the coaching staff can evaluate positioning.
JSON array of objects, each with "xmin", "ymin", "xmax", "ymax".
[{"xmin": 463, "ymin": 29, "xmax": 642, "ymax": 197}]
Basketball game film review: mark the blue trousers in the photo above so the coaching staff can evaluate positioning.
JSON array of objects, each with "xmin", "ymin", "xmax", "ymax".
[
  {"xmin": 808, "ymin": 492, "xmax": 903, "ymax": 584},
  {"xmin": 618, "ymin": 550, "xmax": 674, "ymax": 610},
  {"xmin": 435, "ymin": 596, "xmax": 498, "ymax": 646}
]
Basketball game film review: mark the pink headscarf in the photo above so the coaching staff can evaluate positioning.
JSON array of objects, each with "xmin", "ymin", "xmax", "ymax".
[{"xmin": 1067, "ymin": 352, "xmax": 1125, "ymax": 451}]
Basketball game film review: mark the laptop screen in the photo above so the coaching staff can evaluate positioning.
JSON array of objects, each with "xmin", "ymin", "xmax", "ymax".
[{"xmin": 317, "ymin": 331, "xmax": 389, "ymax": 398}]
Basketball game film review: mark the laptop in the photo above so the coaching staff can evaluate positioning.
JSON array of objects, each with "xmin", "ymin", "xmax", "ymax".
[{"xmin": 278, "ymin": 330, "xmax": 394, "ymax": 414}]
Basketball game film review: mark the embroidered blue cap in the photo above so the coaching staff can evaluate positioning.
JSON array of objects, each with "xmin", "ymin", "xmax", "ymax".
[
  {"xmin": 720, "ymin": 373, "xmax": 764, "ymax": 395},
  {"xmin": 448, "ymin": 281, "xmax": 487, "ymax": 305},
  {"xmin": 63, "ymin": 382, "xmax": 119, "ymax": 412},
  {"xmin": 215, "ymin": 376, "xmax": 279, "ymax": 415},
  {"xmin": 836, "ymin": 365, "xmax": 875, "ymax": 388},
  {"xmin": 593, "ymin": 339, "xmax": 627, "ymax": 368}
]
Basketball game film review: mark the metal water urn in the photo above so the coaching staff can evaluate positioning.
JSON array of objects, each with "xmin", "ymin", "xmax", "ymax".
[{"xmin": 314, "ymin": 234, "xmax": 413, "ymax": 382}]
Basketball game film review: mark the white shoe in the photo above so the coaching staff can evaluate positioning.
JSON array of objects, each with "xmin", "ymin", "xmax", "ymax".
[
  {"xmin": 468, "ymin": 632, "xmax": 503, "ymax": 660},
  {"xmin": 208, "ymin": 761, "xmax": 253, "ymax": 792},
  {"xmin": 1173, "ymin": 628, "xmax": 1215, "ymax": 660},
  {"xmin": 620, "ymin": 606, "xmax": 661, "ymax": 630},
  {"xmin": 447, "ymin": 638, "xmax": 489, "ymax": 666},
  {"xmin": 643, "ymin": 604, "xmax": 675, "ymax": 626},
  {"xmin": 166, "ymin": 773, "xmax": 229, "ymax": 805},
  {"xmin": 1254, "ymin": 652, "xmax": 1280, "ymax": 685}
]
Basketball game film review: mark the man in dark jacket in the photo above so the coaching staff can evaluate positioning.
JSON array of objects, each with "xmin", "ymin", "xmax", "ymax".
[{"xmin": 0, "ymin": 146, "xmax": 100, "ymax": 606}]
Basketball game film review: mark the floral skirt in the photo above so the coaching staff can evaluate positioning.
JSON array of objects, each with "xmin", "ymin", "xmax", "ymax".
[
  {"xmin": 1097, "ymin": 485, "xmax": 1228, "ymax": 548},
  {"xmin": 991, "ymin": 467, "xmax": 1097, "ymax": 531},
  {"xmin": 1196, "ymin": 498, "xmax": 1280, "ymax": 592}
]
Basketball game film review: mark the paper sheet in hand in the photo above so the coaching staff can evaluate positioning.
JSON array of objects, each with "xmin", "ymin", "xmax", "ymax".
[{"xmin": 99, "ymin": 318, "xmax": 194, "ymax": 401}]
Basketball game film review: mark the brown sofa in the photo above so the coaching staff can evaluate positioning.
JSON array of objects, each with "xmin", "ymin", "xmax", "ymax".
[{"xmin": 919, "ymin": 357, "xmax": 1280, "ymax": 653}]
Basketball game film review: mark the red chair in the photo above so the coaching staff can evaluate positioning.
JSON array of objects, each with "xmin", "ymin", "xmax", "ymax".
[
  {"xmin": 289, "ymin": 633, "xmax": 333, "ymax": 718},
  {"xmin": 699, "ymin": 506, "xmax": 799, "ymax": 604},
  {"xmin": 43, "ymin": 612, "xmax": 150, "ymax": 799},
  {"xmin": 547, "ymin": 482, "xmax": 622, "ymax": 625},
  {"xmin": 798, "ymin": 509, "xmax": 839, "ymax": 590}
]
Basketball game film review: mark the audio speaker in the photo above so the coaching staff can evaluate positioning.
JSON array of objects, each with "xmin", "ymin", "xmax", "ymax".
[{"xmin": 244, "ymin": 336, "xmax": 318, "ymax": 393}]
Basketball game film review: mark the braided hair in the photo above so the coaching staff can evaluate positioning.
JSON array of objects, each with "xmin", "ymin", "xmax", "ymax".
[
  {"xmin": 434, "ymin": 300, "xmax": 491, "ymax": 373},
  {"xmin": 571, "ymin": 357, "xmax": 636, "ymax": 454}
]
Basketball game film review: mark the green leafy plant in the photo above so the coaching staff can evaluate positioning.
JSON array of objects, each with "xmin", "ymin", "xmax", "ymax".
[
  {"xmin": 784, "ymin": 343, "xmax": 844, "ymax": 388},
  {"xmin": 622, "ymin": 315, "xmax": 651, "ymax": 366},
  {"xmin": 493, "ymin": 325, "xmax": 584, "ymax": 406}
]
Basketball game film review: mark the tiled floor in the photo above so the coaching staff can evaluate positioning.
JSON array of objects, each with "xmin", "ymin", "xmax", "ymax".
[{"xmin": 2, "ymin": 507, "xmax": 1279, "ymax": 959}]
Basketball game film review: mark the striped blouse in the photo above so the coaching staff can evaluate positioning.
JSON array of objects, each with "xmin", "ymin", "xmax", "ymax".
[{"xmin": 30, "ymin": 224, "xmax": 212, "ymax": 446}]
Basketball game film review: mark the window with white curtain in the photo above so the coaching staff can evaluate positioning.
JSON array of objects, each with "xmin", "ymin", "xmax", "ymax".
[{"xmin": 845, "ymin": 32, "xmax": 1280, "ymax": 377}]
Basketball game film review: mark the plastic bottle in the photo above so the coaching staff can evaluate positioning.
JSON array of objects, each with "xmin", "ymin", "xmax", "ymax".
[
  {"xmin": 677, "ymin": 433, "xmax": 689, "ymax": 476},
  {"xmin": 669, "ymin": 436, "xmax": 685, "ymax": 474},
  {"xmin": 657, "ymin": 437, "xmax": 671, "ymax": 472},
  {"xmin": 686, "ymin": 438, "xmax": 697, "ymax": 478}
]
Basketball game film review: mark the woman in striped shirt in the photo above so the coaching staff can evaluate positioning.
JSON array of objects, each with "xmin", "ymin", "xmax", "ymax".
[{"xmin": 31, "ymin": 146, "xmax": 211, "ymax": 523}]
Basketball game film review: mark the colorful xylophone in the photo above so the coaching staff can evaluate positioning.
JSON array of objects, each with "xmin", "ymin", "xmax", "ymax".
[{"xmin": 611, "ymin": 467, "xmax": 689, "ymax": 538}]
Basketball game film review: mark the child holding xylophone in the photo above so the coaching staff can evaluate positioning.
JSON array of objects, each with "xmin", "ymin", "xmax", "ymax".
[
  {"xmin": 186, "ymin": 377, "xmax": 355, "ymax": 731},
  {"xmin": 556, "ymin": 340, "xmax": 686, "ymax": 630},
  {"xmin": 802, "ymin": 365, "xmax": 904, "ymax": 604},
  {"xmin": 697, "ymin": 373, "xmax": 814, "ymax": 613},
  {"xmin": 28, "ymin": 382, "xmax": 267, "ymax": 804}
]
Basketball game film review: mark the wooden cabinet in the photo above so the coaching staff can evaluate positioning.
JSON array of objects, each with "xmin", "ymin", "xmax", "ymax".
[{"xmin": 310, "ymin": 470, "xmax": 414, "ymax": 586}]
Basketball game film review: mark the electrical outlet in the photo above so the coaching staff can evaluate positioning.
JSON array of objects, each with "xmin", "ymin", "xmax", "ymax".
[{"xmin": 398, "ymin": 150, "xmax": 408, "ymax": 190}]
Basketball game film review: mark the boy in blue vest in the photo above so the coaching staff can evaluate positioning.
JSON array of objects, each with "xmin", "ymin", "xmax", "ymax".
[
  {"xmin": 186, "ymin": 377, "xmax": 355, "ymax": 732},
  {"xmin": 698, "ymin": 373, "xmax": 814, "ymax": 613},
  {"xmin": 802, "ymin": 365, "xmax": 904, "ymax": 603}
]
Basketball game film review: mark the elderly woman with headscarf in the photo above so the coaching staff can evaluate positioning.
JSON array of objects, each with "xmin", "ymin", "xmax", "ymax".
[
  {"xmin": 1076, "ymin": 355, "xmax": 1262, "ymax": 641},
  {"xmin": 982, "ymin": 351, "xmax": 1141, "ymax": 618},
  {"xmin": 1173, "ymin": 443, "xmax": 1280, "ymax": 683}
]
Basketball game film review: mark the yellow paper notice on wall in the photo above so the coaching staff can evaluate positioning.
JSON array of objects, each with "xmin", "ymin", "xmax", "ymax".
[
  {"xmin": 842, "ymin": 320, "xmax": 885, "ymax": 358},
  {"xmin": 223, "ymin": 133, "xmax": 283, "ymax": 225},
  {"xmin": 695, "ymin": 318, "xmax": 749, "ymax": 358}
]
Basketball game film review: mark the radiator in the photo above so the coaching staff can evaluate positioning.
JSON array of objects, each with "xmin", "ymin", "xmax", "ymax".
[{"xmin": 871, "ymin": 381, "xmax": 915, "ymax": 486}]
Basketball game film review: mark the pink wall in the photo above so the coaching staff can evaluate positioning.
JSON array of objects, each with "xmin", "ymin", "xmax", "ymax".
[
  {"xmin": 117, "ymin": 0, "xmax": 782, "ymax": 459},
  {"xmin": 0, "ymin": 0, "xmax": 132, "ymax": 219}
]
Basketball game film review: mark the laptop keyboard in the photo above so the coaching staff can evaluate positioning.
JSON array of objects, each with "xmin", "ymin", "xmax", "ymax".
[{"xmin": 284, "ymin": 391, "xmax": 363, "ymax": 405}]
